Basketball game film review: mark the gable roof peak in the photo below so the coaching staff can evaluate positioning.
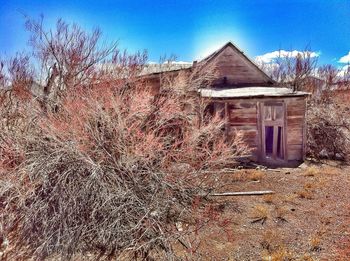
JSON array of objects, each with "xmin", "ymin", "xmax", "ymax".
[
  {"xmin": 199, "ymin": 41, "xmax": 245, "ymax": 63},
  {"xmin": 198, "ymin": 41, "xmax": 274, "ymax": 83}
]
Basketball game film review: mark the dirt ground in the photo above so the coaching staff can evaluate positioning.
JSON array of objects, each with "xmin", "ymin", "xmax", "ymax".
[{"xmin": 175, "ymin": 161, "xmax": 350, "ymax": 261}]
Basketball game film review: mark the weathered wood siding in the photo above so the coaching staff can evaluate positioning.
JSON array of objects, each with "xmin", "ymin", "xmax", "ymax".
[
  {"xmin": 141, "ymin": 69, "xmax": 191, "ymax": 95},
  {"xmin": 210, "ymin": 46, "xmax": 272, "ymax": 87},
  {"xmin": 285, "ymin": 97, "xmax": 307, "ymax": 161},
  {"xmin": 213, "ymin": 96, "xmax": 307, "ymax": 163},
  {"xmin": 226, "ymin": 100, "xmax": 259, "ymax": 159}
]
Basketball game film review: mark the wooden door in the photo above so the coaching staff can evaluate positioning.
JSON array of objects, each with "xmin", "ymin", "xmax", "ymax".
[{"xmin": 260, "ymin": 102, "xmax": 286, "ymax": 162}]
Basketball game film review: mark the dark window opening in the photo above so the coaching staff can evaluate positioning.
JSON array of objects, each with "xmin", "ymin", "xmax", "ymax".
[{"xmin": 265, "ymin": 126, "xmax": 274, "ymax": 156}]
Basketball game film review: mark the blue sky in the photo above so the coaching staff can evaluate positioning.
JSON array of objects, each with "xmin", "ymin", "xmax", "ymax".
[{"xmin": 1, "ymin": 0, "xmax": 350, "ymax": 67}]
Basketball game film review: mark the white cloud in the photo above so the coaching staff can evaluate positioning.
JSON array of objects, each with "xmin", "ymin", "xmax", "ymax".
[
  {"xmin": 338, "ymin": 52, "xmax": 350, "ymax": 63},
  {"xmin": 337, "ymin": 64, "xmax": 350, "ymax": 77},
  {"xmin": 255, "ymin": 50, "xmax": 320, "ymax": 64}
]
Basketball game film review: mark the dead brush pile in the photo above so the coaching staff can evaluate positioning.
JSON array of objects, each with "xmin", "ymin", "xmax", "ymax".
[
  {"xmin": 0, "ymin": 84, "xmax": 249, "ymax": 260},
  {"xmin": 0, "ymin": 27, "xmax": 249, "ymax": 259},
  {"xmin": 307, "ymin": 100, "xmax": 350, "ymax": 160}
]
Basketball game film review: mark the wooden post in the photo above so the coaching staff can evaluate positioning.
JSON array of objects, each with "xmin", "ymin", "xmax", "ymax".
[
  {"xmin": 302, "ymin": 97, "xmax": 307, "ymax": 161},
  {"xmin": 257, "ymin": 102, "xmax": 262, "ymax": 161},
  {"xmin": 283, "ymin": 101, "xmax": 288, "ymax": 161},
  {"xmin": 273, "ymin": 125, "xmax": 278, "ymax": 160},
  {"xmin": 260, "ymin": 102, "xmax": 266, "ymax": 160}
]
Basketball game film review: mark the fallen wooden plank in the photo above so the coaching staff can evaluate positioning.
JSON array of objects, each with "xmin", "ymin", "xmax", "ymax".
[
  {"xmin": 177, "ymin": 238, "xmax": 189, "ymax": 249},
  {"xmin": 210, "ymin": 190, "xmax": 275, "ymax": 196},
  {"xmin": 251, "ymin": 217, "xmax": 267, "ymax": 225},
  {"xmin": 266, "ymin": 168, "xmax": 282, "ymax": 172}
]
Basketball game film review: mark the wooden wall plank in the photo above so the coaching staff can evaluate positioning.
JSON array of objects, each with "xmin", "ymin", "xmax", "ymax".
[
  {"xmin": 283, "ymin": 101, "xmax": 288, "ymax": 160},
  {"xmin": 287, "ymin": 117, "xmax": 304, "ymax": 128},
  {"xmin": 211, "ymin": 47, "xmax": 272, "ymax": 85},
  {"xmin": 256, "ymin": 102, "xmax": 263, "ymax": 160},
  {"xmin": 212, "ymin": 95, "xmax": 307, "ymax": 164}
]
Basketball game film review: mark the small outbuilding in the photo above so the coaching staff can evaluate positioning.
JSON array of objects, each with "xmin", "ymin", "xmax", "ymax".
[
  {"xmin": 200, "ymin": 87, "xmax": 308, "ymax": 165},
  {"xmin": 142, "ymin": 42, "xmax": 309, "ymax": 166}
]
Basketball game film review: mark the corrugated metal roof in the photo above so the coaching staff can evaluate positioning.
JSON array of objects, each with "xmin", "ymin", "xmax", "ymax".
[{"xmin": 199, "ymin": 87, "xmax": 309, "ymax": 98}]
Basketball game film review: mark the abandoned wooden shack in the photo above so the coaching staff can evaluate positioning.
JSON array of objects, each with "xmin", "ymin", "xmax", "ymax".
[{"xmin": 141, "ymin": 42, "xmax": 309, "ymax": 165}]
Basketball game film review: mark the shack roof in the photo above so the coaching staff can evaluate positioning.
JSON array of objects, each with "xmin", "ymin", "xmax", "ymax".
[
  {"xmin": 139, "ymin": 42, "xmax": 273, "ymax": 84},
  {"xmin": 139, "ymin": 62, "xmax": 192, "ymax": 76},
  {"xmin": 199, "ymin": 87, "xmax": 309, "ymax": 98}
]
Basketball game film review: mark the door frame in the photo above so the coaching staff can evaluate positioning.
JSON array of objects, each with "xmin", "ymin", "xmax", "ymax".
[{"xmin": 258, "ymin": 101, "xmax": 288, "ymax": 163}]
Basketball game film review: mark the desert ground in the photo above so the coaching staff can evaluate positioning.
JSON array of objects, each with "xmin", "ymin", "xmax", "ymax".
[{"xmin": 174, "ymin": 161, "xmax": 350, "ymax": 260}]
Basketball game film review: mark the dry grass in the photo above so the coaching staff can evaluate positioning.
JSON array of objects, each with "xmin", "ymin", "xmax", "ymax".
[
  {"xmin": 246, "ymin": 169, "xmax": 266, "ymax": 181},
  {"xmin": 261, "ymin": 230, "xmax": 282, "ymax": 252},
  {"xmin": 274, "ymin": 206, "xmax": 289, "ymax": 222},
  {"xmin": 303, "ymin": 182, "xmax": 315, "ymax": 190},
  {"xmin": 250, "ymin": 204, "xmax": 270, "ymax": 224},
  {"xmin": 320, "ymin": 166, "xmax": 341, "ymax": 176},
  {"xmin": 297, "ymin": 189, "xmax": 314, "ymax": 200},
  {"xmin": 261, "ymin": 247, "xmax": 292, "ymax": 261},
  {"xmin": 171, "ymin": 163, "xmax": 350, "ymax": 259},
  {"xmin": 225, "ymin": 169, "xmax": 266, "ymax": 183},
  {"xmin": 303, "ymin": 166, "xmax": 319, "ymax": 177},
  {"xmin": 303, "ymin": 166, "xmax": 341, "ymax": 178},
  {"xmin": 296, "ymin": 182, "xmax": 317, "ymax": 200},
  {"xmin": 282, "ymin": 193, "xmax": 298, "ymax": 204},
  {"xmin": 298, "ymin": 254, "xmax": 317, "ymax": 261},
  {"xmin": 263, "ymin": 194, "xmax": 277, "ymax": 204},
  {"xmin": 309, "ymin": 234, "xmax": 322, "ymax": 252}
]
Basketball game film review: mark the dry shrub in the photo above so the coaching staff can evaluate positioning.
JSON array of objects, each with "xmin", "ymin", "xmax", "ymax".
[
  {"xmin": 0, "ymin": 84, "xmax": 249, "ymax": 260},
  {"xmin": 0, "ymin": 19, "xmax": 250, "ymax": 260},
  {"xmin": 307, "ymin": 101, "xmax": 350, "ymax": 161}
]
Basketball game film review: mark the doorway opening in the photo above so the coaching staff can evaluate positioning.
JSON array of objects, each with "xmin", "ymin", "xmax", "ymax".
[{"xmin": 261, "ymin": 102, "xmax": 286, "ymax": 162}]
